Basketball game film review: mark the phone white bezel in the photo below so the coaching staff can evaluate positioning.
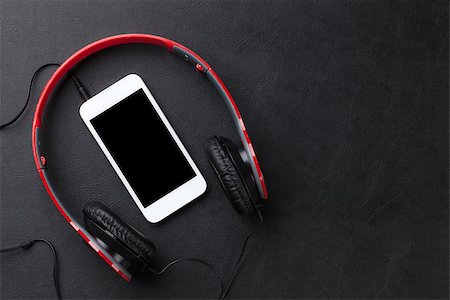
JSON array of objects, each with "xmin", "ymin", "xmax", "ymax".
[{"xmin": 79, "ymin": 74, "xmax": 207, "ymax": 223}]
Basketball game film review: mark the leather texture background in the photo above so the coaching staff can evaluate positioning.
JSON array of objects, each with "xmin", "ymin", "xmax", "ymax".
[{"xmin": 0, "ymin": 0, "xmax": 448, "ymax": 299}]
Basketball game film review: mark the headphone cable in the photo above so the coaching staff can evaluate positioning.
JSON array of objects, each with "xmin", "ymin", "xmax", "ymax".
[
  {"xmin": 147, "ymin": 211, "xmax": 263, "ymax": 300},
  {"xmin": 147, "ymin": 258, "xmax": 224, "ymax": 299},
  {"xmin": 220, "ymin": 210, "xmax": 264, "ymax": 299},
  {"xmin": 0, "ymin": 63, "xmax": 90, "ymax": 129},
  {"xmin": 0, "ymin": 238, "xmax": 61, "ymax": 300},
  {"xmin": 1, "ymin": 63, "xmax": 60, "ymax": 129}
]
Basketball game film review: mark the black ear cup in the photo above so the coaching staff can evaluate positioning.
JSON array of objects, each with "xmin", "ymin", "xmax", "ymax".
[
  {"xmin": 204, "ymin": 135, "xmax": 261, "ymax": 215},
  {"xmin": 83, "ymin": 201, "xmax": 155, "ymax": 272}
]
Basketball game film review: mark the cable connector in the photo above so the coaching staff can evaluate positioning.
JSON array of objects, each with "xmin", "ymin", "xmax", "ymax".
[
  {"xmin": 69, "ymin": 70, "xmax": 91, "ymax": 101},
  {"xmin": 21, "ymin": 240, "xmax": 34, "ymax": 249}
]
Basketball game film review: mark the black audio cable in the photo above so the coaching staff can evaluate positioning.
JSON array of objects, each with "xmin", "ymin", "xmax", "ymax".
[
  {"xmin": 0, "ymin": 64, "xmax": 91, "ymax": 300},
  {"xmin": 68, "ymin": 70, "xmax": 91, "ymax": 101},
  {"xmin": 148, "ymin": 258, "xmax": 225, "ymax": 299},
  {"xmin": 147, "ymin": 212, "xmax": 263, "ymax": 299},
  {"xmin": 220, "ymin": 211, "xmax": 263, "ymax": 299},
  {"xmin": 1, "ymin": 63, "xmax": 59, "ymax": 129},
  {"xmin": 0, "ymin": 63, "xmax": 90, "ymax": 129},
  {"xmin": 0, "ymin": 238, "xmax": 61, "ymax": 300}
]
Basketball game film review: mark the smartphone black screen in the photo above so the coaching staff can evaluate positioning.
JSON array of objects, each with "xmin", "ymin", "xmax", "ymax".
[{"xmin": 91, "ymin": 89, "xmax": 195, "ymax": 207}]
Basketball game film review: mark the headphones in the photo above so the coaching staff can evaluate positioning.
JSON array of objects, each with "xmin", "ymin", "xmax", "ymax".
[{"xmin": 32, "ymin": 34, "xmax": 268, "ymax": 281}]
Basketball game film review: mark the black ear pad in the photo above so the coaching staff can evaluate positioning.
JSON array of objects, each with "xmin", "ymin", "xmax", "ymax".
[
  {"xmin": 204, "ymin": 136, "xmax": 261, "ymax": 215},
  {"xmin": 82, "ymin": 201, "xmax": 155, "ymax": 265}
]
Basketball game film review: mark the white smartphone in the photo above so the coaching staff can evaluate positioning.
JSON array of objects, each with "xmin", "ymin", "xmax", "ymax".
[{"xmin": 79, "ymin": 74, "xmax": 207, "ymax": 223}]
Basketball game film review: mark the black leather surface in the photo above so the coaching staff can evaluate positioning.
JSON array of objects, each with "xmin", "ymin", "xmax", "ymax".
[{"xmin": 0, "ymin": 0, "xmax": 448, "ymax": 299}]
